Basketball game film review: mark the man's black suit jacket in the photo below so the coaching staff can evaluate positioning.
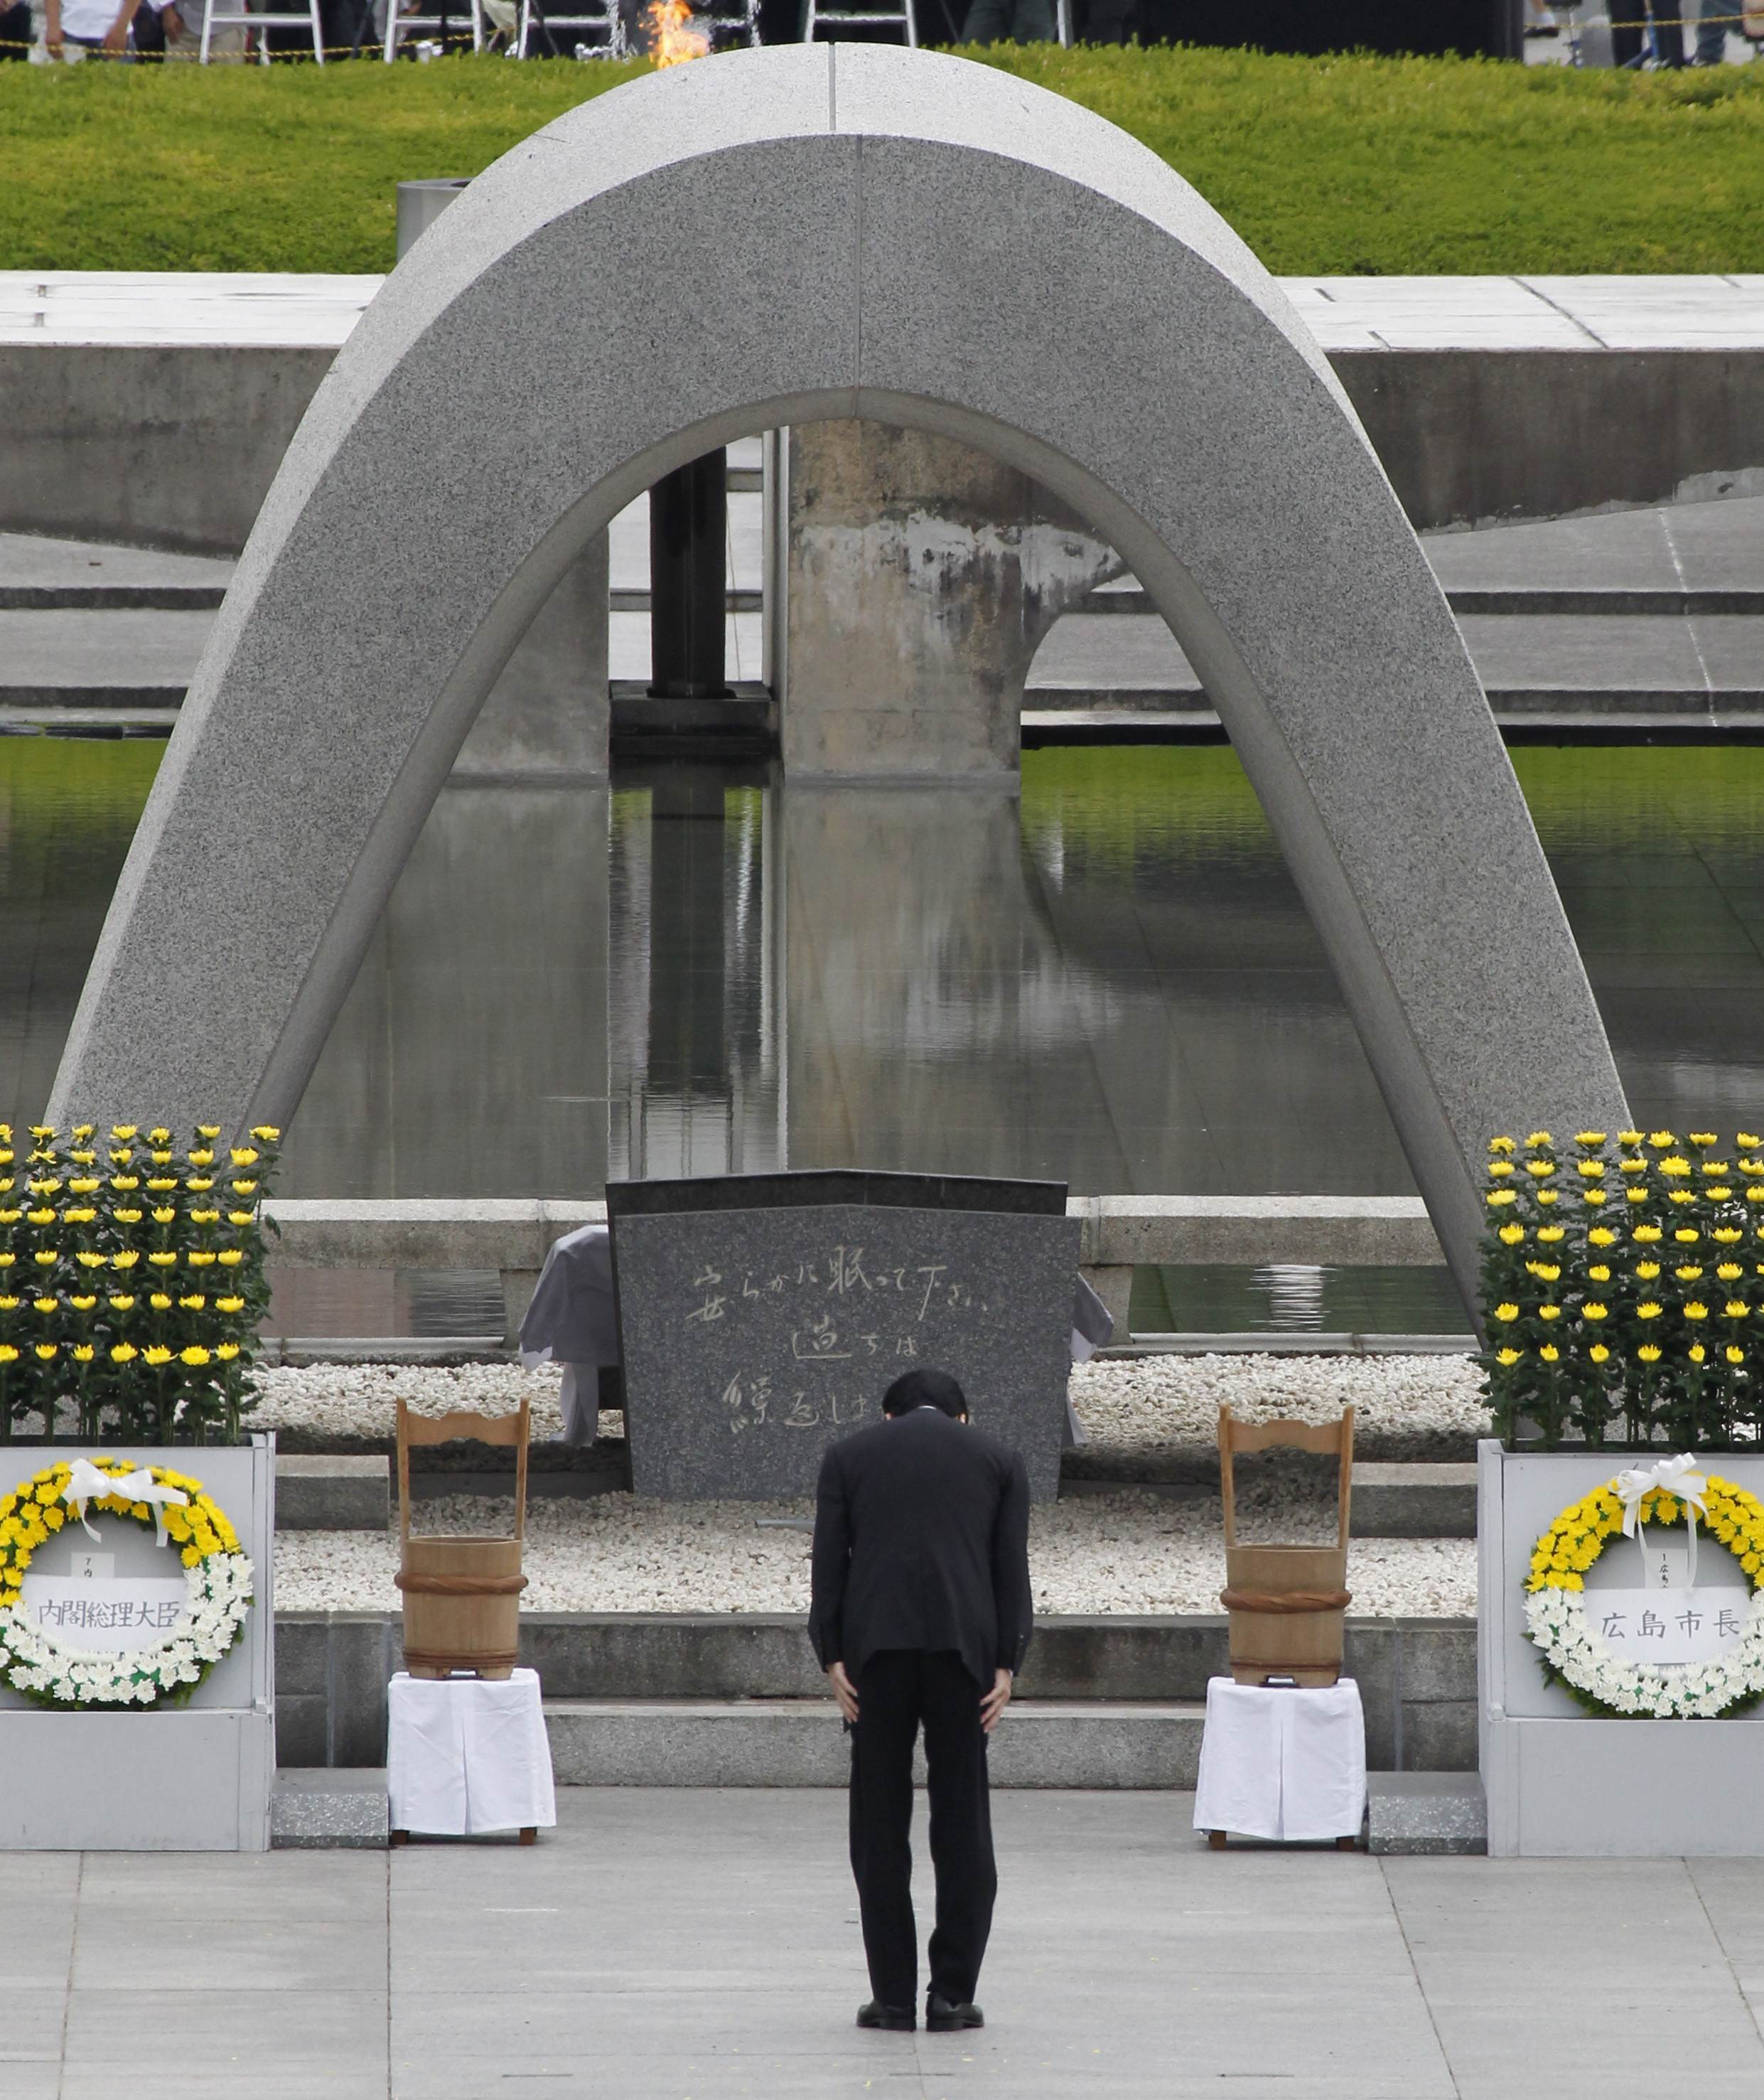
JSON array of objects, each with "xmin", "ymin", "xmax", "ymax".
[{"xmin": 808, "ymin": 1407, "xmax": 1033, "ymax": 1692}]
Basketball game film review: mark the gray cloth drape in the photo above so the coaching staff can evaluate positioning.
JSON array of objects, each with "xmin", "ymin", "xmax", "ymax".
[{"xmin": 519, "ymin": 1223, "xmax": 620, "ymax": 1445}]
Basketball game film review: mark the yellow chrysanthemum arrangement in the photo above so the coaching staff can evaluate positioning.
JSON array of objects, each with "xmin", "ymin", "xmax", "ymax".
[
  {"xmin": 0, "ymin": 1458, "xmax": 252, "ymax": 1709},
  {"xmin": 1480, "ymin": 1127, "xmax": 1763, "ymax": 1447},
  {"xmin": 0, "ymin": 1120, "xmax": 280, "ymax": 1445}
]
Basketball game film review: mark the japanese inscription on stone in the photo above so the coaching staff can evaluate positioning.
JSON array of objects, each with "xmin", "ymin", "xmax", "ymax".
[{"xmin": 613, "ymin": 1204, "xmax": 1081, "ymax": 1501}]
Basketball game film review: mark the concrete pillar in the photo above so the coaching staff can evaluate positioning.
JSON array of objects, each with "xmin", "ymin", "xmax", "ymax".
[{"xmin": 780, "ymin": 420, "xmax": 1120, "ymax": 778}]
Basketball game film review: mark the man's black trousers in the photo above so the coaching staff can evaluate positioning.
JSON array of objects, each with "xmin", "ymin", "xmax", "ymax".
[{"xmin": 849, "ymin": 1649, "xmax": 996, "ymax": 2010}]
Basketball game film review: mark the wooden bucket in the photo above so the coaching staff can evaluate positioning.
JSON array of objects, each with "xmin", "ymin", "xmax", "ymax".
[
  {"xmin": 395, "ymin": 1399, "xmax": 530, "ymax": 1681},
  {"xmin": 1221, "ymin": 1543, "xmax": 1350, "ymax": 1688},
  {"xmin": 397, "ymin": 1535, "xmax": 527, "ymax": 1680},
  {"xmin": 1217, "ymin": 1403, "xmax": 1355, "ymax": 1688}
]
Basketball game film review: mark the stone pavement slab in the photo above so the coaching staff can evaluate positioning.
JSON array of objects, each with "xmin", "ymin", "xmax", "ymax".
[
  {"xmin": 14, "ymin": 272, "xmax": 1762, "ymax": 356},
  {"xmin": 11, "ymin": 1789, "xmax": 1764, "ymax": 2096},
  {"xmin": 1028, "ymin": 607, "xmax": 1764, "ymax": 722},
  {"xmin": 0, "ymin": 608, "xmax": 213, "ymax": 701},
  {"xmin": 0, "ymin": 530, "xmax": 232, "ymax": 608}
]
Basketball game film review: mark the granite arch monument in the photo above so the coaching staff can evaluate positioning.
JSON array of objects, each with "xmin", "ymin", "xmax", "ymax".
[{"xmin": 48, "ymin": 43, "xmax": 1627, "ymax": 1299}]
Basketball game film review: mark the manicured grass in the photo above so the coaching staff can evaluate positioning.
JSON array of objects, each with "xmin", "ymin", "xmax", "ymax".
[{"xmin": 3, "ymin": 44, "xmax": 1763, "ymax": 274}]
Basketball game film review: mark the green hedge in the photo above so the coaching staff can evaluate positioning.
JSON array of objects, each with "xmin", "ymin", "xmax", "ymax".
[{"xmin": 3, "ymin": 45, "xmax": 1763, "ymax": 274}]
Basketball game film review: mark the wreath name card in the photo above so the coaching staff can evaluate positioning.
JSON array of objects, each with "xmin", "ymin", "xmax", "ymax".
[
  {"xmin": 0, "ymin": 1457, "xmax": 253, "ymax": 1708},
  {"xmin": 1524, "ymin": 1456, "xmax": 1764, "ymax": 1720}
]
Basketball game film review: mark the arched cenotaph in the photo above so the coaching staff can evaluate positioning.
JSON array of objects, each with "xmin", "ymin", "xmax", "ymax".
[{"xmin": 48, "ymin": 44, "xmax": 1627, "ymax": 1302}]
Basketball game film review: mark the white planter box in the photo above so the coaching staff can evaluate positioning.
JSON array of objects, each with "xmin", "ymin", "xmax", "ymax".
[
  {"xmin": 1479, "ymin": 1439, "xmax": 1764, "ymax": 1857},
  {"xmin": 0, "ymin": 1436, "xmax": 275, "ymax": 1850}
]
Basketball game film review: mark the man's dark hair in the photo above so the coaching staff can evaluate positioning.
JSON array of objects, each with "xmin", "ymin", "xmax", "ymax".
[{"xmin": 881, "ymin": 1368, "xmax": 967, "ymax": 1419}]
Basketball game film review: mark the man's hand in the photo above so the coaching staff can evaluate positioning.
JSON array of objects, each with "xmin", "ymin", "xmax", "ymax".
[
  {"xmin": 102, "ymin": 0, "xmax": 132, "ymax": 48},
  {"xmin": 827, "ymin": 1660, "xmax": 859, "ymax": 1724},
  {"xmin": 161, "ymin": 6, "xmax": 184, "ymax": 36},
  {"xmin": 980, "ymin": 1667, "xmax": 1013, "ymax": 1735}
]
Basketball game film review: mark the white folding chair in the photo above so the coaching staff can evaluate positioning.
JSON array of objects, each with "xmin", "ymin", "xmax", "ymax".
[
  {"xmin": 704, "ymin": 0, "xmax": 760, "ymax": 45},
  {"xmin": 384, "ymin": 0, "xmax": 470, "ymax": 57},
  {"xmin": 802, "ymin": 0, "xmax": 915, "ymax": 43},
  {"xmin": 201, "ymin": 0, "xmax": 324, "ymax": 61},
  {"xmin": 512, "ymin": 0, "xmax": 623, "ymax": 54}
]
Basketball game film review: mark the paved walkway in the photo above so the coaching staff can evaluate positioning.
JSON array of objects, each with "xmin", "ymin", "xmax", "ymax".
[{"xmin": 9, "ymin": 1789, "xmax": 1764, "ymax": 2099}]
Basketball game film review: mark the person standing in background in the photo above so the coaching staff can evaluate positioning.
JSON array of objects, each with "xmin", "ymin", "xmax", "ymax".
[
  {"xmin": 1609, "ymin": 0, "xmax": 1686, "ymax": 64},
  {"xmin": 960, "ymin": 0, "xmax": 1053, "ymax": 42},
  {"xmin": 1693, "ymin": 0, "xmax": 1730, "ymax": 62},
  {"xmin": 43, "ymin": 0, "xmax": 137, "ymax": 54},
  {"xmin": 156, "ymin": 0, "xmax": 249, "ymax": 60},
  {"xmin": 810, "ymin": 1366, "xmax": 1033, "ymax": 2037}
]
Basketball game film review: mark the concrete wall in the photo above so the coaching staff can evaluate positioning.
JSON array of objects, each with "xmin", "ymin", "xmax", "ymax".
[
  {"xmin": 274, "ymin": 1609, "xmax": 1478, "ymax": 1773},
  {"xmin": 1334, "ymin": 347, "xmax": 1764, "ymax": 535},
  {"xmin": 0, "ymin": 345, "xmax": 336, "ymax": 557},
  {"xmin": 7, "ymin": 341, "xmax": 1759, "ymax": 559}
]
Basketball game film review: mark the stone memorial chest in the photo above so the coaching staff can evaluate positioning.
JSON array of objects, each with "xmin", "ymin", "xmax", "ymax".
[{"xmin": 606, "ymin": 1172, "xmax": 1080, "ymax": 1501}]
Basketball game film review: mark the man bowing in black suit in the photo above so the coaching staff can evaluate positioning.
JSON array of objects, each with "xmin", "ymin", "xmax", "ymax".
[{"xmin": 809, "ymin": 1366, "xmax": 1033, "ymax": 2035}]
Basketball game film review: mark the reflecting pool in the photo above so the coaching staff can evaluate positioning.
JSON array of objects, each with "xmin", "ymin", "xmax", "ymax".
[{"xmin": 1, "ymin": 740, "xmax": 1760, "ymax": 1198}]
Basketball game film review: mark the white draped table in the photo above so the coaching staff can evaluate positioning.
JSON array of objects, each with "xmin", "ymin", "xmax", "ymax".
[
  {"xmin": 387, "ymin": 1669, "xmax": 557, "ymax": 1841},
  {"xmin": 1193, "ymin": 1677, "xmax": 1366, "ymax": 1848}
]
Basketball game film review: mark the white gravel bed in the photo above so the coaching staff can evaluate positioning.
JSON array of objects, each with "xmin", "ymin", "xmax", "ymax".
[
  {"xmin": 260, "ymin": 1352, "xmax": 1483, "ymax": 1618},
  {"xmin": 247, "ymin": 1352, "xmax": 1490, "ymax": 1456},
  {"xmin": 249, "ymin": 1361, "xmax": 569, "ymax": 1442},
  {"xmin": 1069, "ymin": 1352, "xmax": 1489, "ymax": 1457},
  {"xmin": 274, "ymin": 1488, "xmax": 1475, "ymax": 1619}
]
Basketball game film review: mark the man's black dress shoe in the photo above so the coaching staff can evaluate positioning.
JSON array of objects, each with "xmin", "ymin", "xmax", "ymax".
[
  {"xmin": 925, "ymin": 1993, "xmax": 984, "ymax": 2031},
  {"xmin": 856, "ymin": 2000, "xmax": 915, "ymax": 2031}
]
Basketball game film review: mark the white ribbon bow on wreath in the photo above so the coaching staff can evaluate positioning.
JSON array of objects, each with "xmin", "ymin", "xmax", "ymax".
[
  {"xmin": 1615, "ymin": 1453, "xmax": 1709, "ymax": 1588},
  {"xmin": 61, "ymin": 1460, "xmax": 189, "ymax": 1549}
]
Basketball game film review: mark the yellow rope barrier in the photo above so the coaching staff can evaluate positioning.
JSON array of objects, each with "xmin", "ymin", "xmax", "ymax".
[{"xmin": 1, "ymin": 9, "xmax": 1759, "ymax": 58}]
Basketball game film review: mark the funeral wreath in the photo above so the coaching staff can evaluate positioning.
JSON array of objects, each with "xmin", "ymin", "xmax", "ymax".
[
  {"xmin": 1523, "ymin": 1457, "xmax": 1764, "ymax": 1720},
  {"xmin": 0, "ymin": 1457, "xmax": 253, "ymax": 1708}
]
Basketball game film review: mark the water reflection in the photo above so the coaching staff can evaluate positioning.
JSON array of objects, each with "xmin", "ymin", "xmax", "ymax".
[
  {"xmin": 608, "ymin": 764, "xmax": 783, "ymax": 1182},
  {"xmin": 1, "ymin": 741, "xmax": 1761, "ymax": 1195},
  {"xmin": 280, "ymin": 783, "xmax": 610, "ymax": 1197}
]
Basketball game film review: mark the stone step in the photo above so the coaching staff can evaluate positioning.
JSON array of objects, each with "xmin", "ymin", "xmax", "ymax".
[
  {"xmin": 274, "ymin": 1453, "xmax": 389, "ymax": 1531},
  {"xmin": 0, "ymin": 530, "xmax": 233, "ymax": 610},
  {"xmin": 269, "ymin": 1438, "xmax": 1473, "ymax": 1536},
  {"xmin": 276, "ymin": 1614, "xmax": 1478, "ymax": 1773},
  {"xmin": 0, "ymin": 607, "xmax": 212, "ymax": 706},
  {"xmin": 1350, "ymin": 1462, "xmax": 1478, "ymax": 1539},
  {"xmin": 1366, "ymin": 1771, "xmax": 1486, "ymax": 1855},
  {"xmin": 1087, "ymin": 582, "xmax": 1764, "ymax": 618},
  {"xmin": 1086, "ymin": 495, "xmax": 1764, "ymax": 621},
  {"xmin": 11, "ymin": 594, "xmax": 1763, "ymax": 736},
  {"xmin": 541, "ymin": 1698, "xmax": 1206, "ymax": 1788},
  {"xmin": 1061, "ymin": 1461, "xmax": 1476, "ymax": 1537},
  {"xmin": 271, "ymin": 1766, "xmax": 389, "ymax": 1848},
  {"xmin": 1026, "ymin": 611, "xmax": 1764, "ymax": 726}
]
